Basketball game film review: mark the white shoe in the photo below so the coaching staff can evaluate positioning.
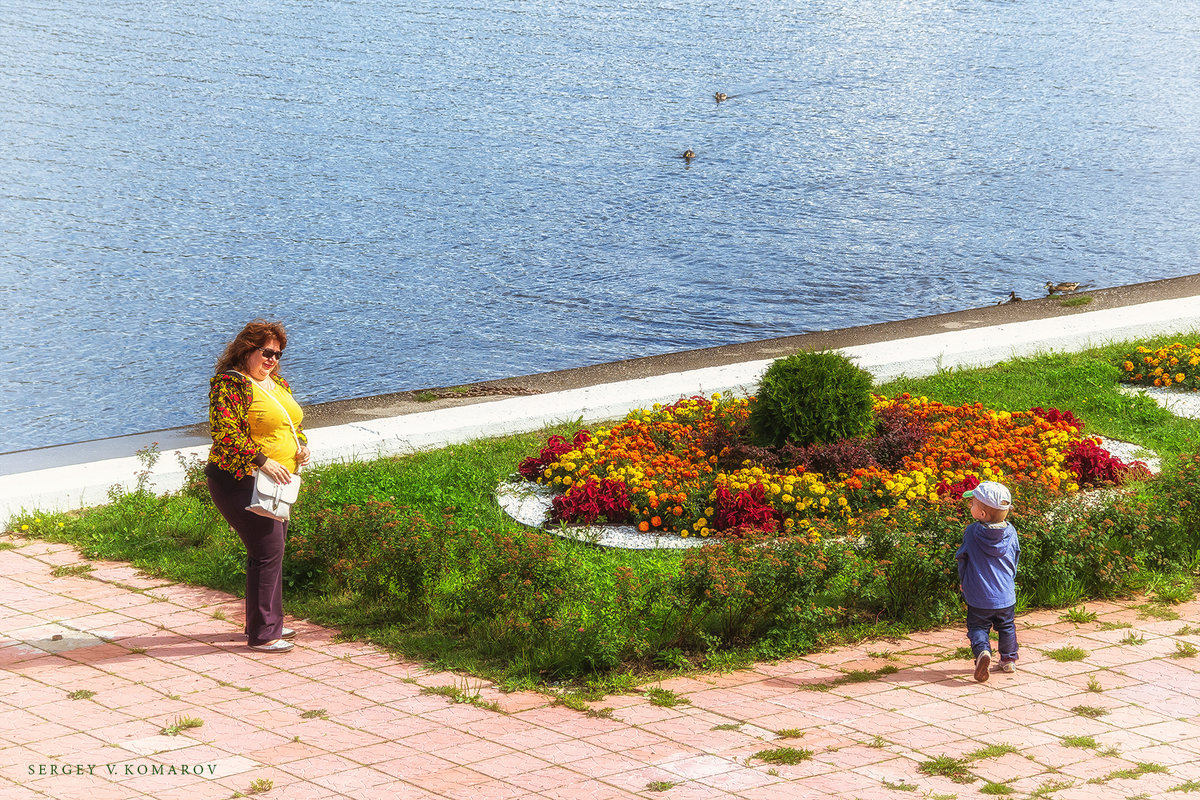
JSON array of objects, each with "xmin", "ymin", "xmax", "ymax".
[
  {"xmin": 974, "ymin": 650, "xmax": 991, "ymax": 683},
  {"xmin": 249, "ymin": 639, "xmax": 294, "ymax": 653}
]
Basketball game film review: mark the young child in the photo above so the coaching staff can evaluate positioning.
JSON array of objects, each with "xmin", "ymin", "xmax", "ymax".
[{"xmin": 956, "ymin": 481, "xmax": 1019, "ymax": 683}]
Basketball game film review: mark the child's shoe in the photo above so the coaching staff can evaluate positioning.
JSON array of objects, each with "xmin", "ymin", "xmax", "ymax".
[
  {"xmin": 997, "ymin": 660, "xmax": 1016, "ymax": 673},
  {"xmin": 973, "ymin": 650, "xmax": 991, "ymax": 683}
]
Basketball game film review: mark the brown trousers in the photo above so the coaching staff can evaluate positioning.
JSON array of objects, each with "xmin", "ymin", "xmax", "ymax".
[{"xmin": 206, "ymin": 463, "xmax": 286, "ymax": 645}]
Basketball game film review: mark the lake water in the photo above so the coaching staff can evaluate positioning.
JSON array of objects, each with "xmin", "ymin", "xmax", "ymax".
[{"xmin": 2, "ymin": 0, "xmax": 1198, "ymax": 452}]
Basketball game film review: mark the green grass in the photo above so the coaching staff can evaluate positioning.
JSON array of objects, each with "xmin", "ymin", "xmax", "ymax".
[
  {"xmin": 645, "ymin": 781, "xmax": 677, "ymax": 792},
  {"xmin": 966, "ymin": 744, "xmax": 1019, "ymax": 761},
  {"xmin": 980, "ymin": 781, "xmax": 1014, "ymax": 795},
  {"xmin": 1061, "ymin": 735, "xmax": 1098, "ymax": 748},
  {"xmin": 66, "ymin": 689, "xmax": 95, "ymax": 700},
  {"xmin": 1060, "ymin": 606, "xmax": 1098, "ymax": 624},
  {"xmin": 1171, "ymin": 640, "xmax": 1198, "ymax": 658},
  {"xmin": 751, "ymin": 747, "xmax": 813, "ymax": 765},
  {"xmin": 918, "ymin": 755, "xmax": 975, "ymax": 784},
  {"xmin": 1059, "ymin": 295, "xmax": 1093, "ymax": 308},
  {"xmin": 1042, "ymin": 646, "xmax": 1089, "ymax": 663},
  {"xmin": 8, "ymin": 331, "xmax": 1200, "ymax": 689},
  {"xmin": 645, "ymin": 687, "xmax": 690, "ymax": 708},
  {"xmin": 1070, "ymin": 705, "xmax": 1109, "ymax": 719},
  {"xmin": 160, "ymin": 716, "xmax": 203, "ymax": 736},
  {"xmin": 51, "ymin": 563, "xmax": 93, "ymax": 578},
  {"xmin": 774, "ymin": 728, "xmax": 803, "ymax": 739}
]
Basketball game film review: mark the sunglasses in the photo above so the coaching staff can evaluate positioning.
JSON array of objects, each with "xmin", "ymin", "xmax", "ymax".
[{"xmin": 256, "ymin": 347, "xmax": 284, "ymax": 361}]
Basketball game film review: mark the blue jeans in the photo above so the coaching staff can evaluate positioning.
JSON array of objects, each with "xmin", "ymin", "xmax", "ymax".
[{"xmin": 966, "ymin": 604, "xmax": 1018, "ymax": 662}]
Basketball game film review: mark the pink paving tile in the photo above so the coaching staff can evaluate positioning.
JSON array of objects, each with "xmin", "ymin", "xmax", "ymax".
[
  {"xmin": 430, "ymin": 737, "xmax": 517, "ymax": 767},
  {"xmin": 408, "ymin": 764, "xmax": 492, "ymax": 794},
  {"xmin": 438, "ymin": 778, "xmax": 538, "ymax": 800},
  {"xmin": 353, "ymin": 781, "xmax": 442, "ymax": 800},
  {"xmin": 469, "ymin": 751, "xmax": 556, "ymax": 780},
  {"xmin": 499, "ymin": 764, "xmax": 588, "ymax": 793},
  {"xmin": 278, "ymin": 753, "xmax": 363, "ymax": 781},
  {"xmin": 311, "ymin": 764, "xmax": 393, "ymax": 793},
  {"xmin": 244, "ymin": 739, "xmax": 329, "ymax": 765}
]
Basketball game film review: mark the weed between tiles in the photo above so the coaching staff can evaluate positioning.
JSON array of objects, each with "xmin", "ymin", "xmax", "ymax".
[
  {"xmin": 644, "ymin": 687, "xmax": 689, "ymax": 707},
  {"xmin": 918, "ymin": 754, "xmax": 975, "ymax": 784},
  {"xmin": 751, "ymin": 747, "xmax": 813, "ymax": 765},
  {"xmin": 160, "ymin": 716, "xmax": 203, "ymax": 736},
  {"xmin": 1042, "ymin": 646, "xmax": 1089, "ymax": 662},
  {"xmin": 66, "ymin": 689, "xmax": 95, "ymax": 700},
  {"xmin": 1172, "ymin": 640, "xmax": 1199, "ymax": 658},
  {"xmin": 1070, "ymin": 705, "xmax": 1109, "ymax": 718}
]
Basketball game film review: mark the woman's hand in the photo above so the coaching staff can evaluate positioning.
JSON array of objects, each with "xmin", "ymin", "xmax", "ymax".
[
  {"xmin": 260, "ymin": 458, "xmax": 293, "ymax": 483},
  {"xmin": 296, "ymin": 445, "xmax": 312, "ymax": 468}
]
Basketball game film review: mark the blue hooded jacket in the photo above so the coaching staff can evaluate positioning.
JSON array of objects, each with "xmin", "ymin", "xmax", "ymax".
[{"xmin": 956, "ymin": 521, "xmax": 1019, "ymax": 609}]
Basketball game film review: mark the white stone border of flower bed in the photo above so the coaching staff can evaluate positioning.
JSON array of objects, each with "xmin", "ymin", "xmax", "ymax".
[
  {"xmin": 495, "ymin": 480, "xmax": 705, "ymax": 550},
  {"xmin": 496, "ymin": 433, "xmax": 1158, "ymax": 550},
  {"xmin": 1117, "ymin": 384, "xmax": 1200, "ymax": 421}
]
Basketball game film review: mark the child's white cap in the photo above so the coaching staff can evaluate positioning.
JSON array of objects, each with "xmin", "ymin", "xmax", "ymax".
[{"xmin": 962, "ymin": 481, "xmax": 1013, "ymax": 510}]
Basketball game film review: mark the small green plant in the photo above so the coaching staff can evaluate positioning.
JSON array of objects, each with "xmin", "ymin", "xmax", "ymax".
[
  {"xmin": 585, "ymin": 707, "xmax": 614, "ymax": 719},
  {"xmin": 419, "ymin": 682, "xmax": 502, "ymax": 713},
  {"xmin": 1098, "ymin": 621, "xmax": 1132, "ymax": 630},
  {"xmin": 980, "ymin": 781, "xmax": 1014, "ymax": 795},
  {"xmin": 868, "ymin": 649, "xmax": 897, "ymax": 660},
  {"xmin": 1061, "ymin": 735, "xmax": 1098, "ymax": 748},
  {"xmin": 1060, "ymin": 606, "xmax": 1097, "ymax": 623},
  {"xmin": 51, "ymin": 564, "xmax": 93, "ymax": 578},
  {"xmin": 918, "ymin": 755, "xmax": 975, "ymax": 784},
  {"xmin": 247, "ymin": 778, "xmax": 274, "ymax": 794},
  {"xmin": 1087, "ymin": 675, "xmax": 1103, "ymax": 692},
  {"xmin": 1138, "ymin": 603, "xmax": 1181, "ymax": 620},
  {"xmin": 1070, "ymin": 705, "xmax": 1109, "ymax": 719},
  {"xmin": 1031, "ymin": 779, "xmax": 1075, "ymax": 797},
  {"xmin": 1149, "ymin": 575, "xmax": 1197, "ymax": 605},
  {"xmin": 868, "ymin": 735, "xmax": 887, "ymax": 748},
  {"xmin": 211, "ymin": 609, "xmax": 227, "ymax": 621},
  {"xmin": 752, "ymin": 747, "xmax": 813, "ymax": 765},
  {"xmin": 748, "ymin": 351, "xmax": 875, "ymax": 446},
  {"xmin": 1120, "ymin": 631, "xmax": 1146, "ymax": 646},
  {"xmin": 1175, "ymin": 624, "xmax": 1200, "ymax": 636},
  {"xmin": 774, "ymin": 728, "xmax": 803, "ymax": 739},
  {"xmin": 966, "ymin": 744, "xmax": 1019, "ymax": 760},
  {"xmin": 1171, "ymin": 640, "xmax": 1198, "ymax": 658},
  {"xmin": 299, "ymin": 709, "xmax": 327, "ymax": 719},
  {"xmin": 1059, "ymin": 295, "xmax": 1093, "ymax": 308},
  {"xmin": 66, "ymin": 689, "xmax": 95, "ymax": 700},
  {"xmin": 712, "ymin": 723, "xmax": 742, "ymax": 731},
  {"xmin": 1043, "ymin": 646, "xmax": 1088, "ymax": 662},
  {"xmin": 161, "ymin": 716, "xmax": 204, "ymax": 736},
  {"xmin": 128, "ymin": 647, "xmax": 147, "ymax": 655},
  {"xmin": 1170, "ymin": 779, "xmax": 1200, "ymax": 792},
  {"xmin": 645, "ymin": 687, "xmax": 689, "ymax": 708},
  {"xmin": 1097, "ymin": 763, "xmax": 1168, "ymax": 781},
  {"xmin": 0, "ymin": 541, "xmax": 17, "ymax": 550},
  {"xmin": 882, "ymin": 779, "xmax": 918, "ymax": 791},
  {"xmin": 645, "ymin": 781, "xmax": 676, "ymax": 792},
  {"xmin": 414, "ymin": 390, "xmax": 437, "ymax": 402}
]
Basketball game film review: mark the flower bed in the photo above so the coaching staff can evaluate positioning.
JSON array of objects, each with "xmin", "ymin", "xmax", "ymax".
[
  {"xmin": 1117, "ymin": 341, "xmax": 1200, "ymax": 390},
  {"xmin": 518, "ymin": 394, "xmax": 1148, "ymax": 540}
]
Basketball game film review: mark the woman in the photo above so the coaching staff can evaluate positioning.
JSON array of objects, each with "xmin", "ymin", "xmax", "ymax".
[{"xmin": 206, "ymin": 320, "xmax": 311, "ymax": 653}]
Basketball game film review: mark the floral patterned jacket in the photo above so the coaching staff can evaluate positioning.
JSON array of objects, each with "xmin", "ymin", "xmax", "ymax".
[{"xmin": 207, "ymin": 371, "xmax": 307, "ymax": 479}]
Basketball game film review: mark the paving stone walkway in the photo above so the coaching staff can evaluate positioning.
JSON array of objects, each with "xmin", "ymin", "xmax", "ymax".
[{"xmin": 2, "ymin": 537, "xmax": 1198, "ymax": 800}]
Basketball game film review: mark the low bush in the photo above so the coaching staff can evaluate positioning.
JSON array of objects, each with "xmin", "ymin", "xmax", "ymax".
[{"xmin": 749, "ymin": 351, "xmax": 875, "ymax": 447}]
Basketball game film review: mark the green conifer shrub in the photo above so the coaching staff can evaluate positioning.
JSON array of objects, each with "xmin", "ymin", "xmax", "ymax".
[{"xmin": 749, "ymin": 351, "xmax": 875, "ymax": 447}]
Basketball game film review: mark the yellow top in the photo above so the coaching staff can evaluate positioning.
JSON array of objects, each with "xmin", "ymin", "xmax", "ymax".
[{"xmin": 247, "ymin": 378, "xmax": 304, "ymax": 473}]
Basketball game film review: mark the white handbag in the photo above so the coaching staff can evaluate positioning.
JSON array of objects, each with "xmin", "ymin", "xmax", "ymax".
[
  {"xmin": 247, "ymin": 469, "xmax": 301, "ymax": 521},
  {"xmin": 242, "ymin": 374, "xmax": 304, "ymax": 522}
]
